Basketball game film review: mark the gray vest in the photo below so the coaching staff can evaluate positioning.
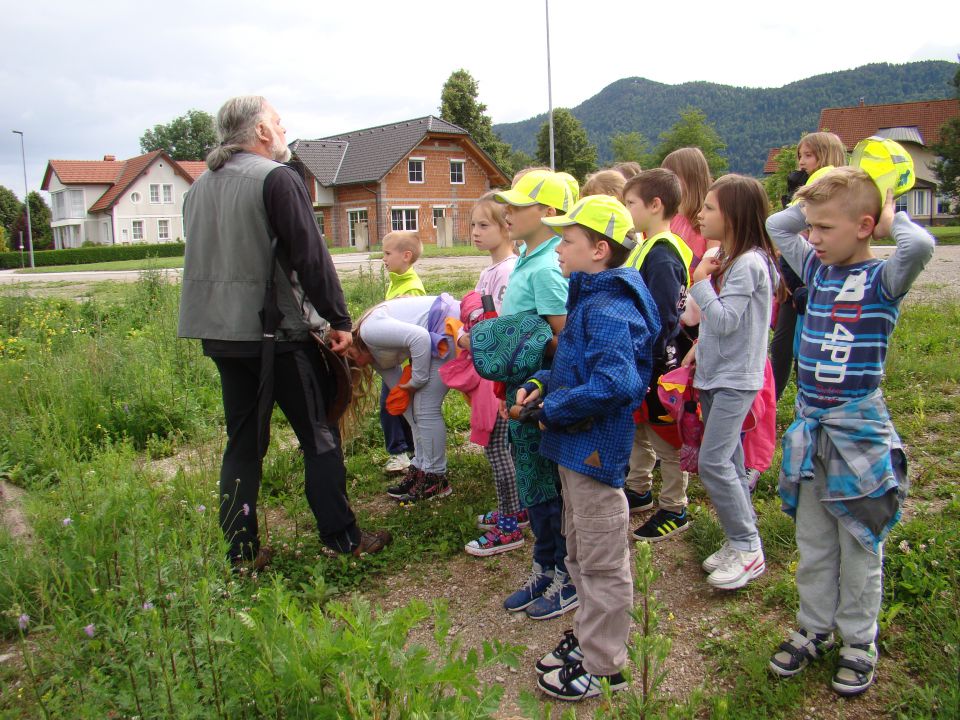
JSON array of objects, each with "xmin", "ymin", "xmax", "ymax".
[{"xmin": 177, "ymin": 152, "xmax": 327, "ymax": 342}]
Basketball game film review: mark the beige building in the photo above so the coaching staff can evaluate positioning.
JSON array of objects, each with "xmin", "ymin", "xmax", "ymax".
[{"xmin": 41, "ymin": 152, "xmax": 206, "ymax": 248}]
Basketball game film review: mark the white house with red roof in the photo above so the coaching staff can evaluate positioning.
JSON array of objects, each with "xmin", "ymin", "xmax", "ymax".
[{"xmin": 41, "ymin": 151, "xmax": 206, "ymax": 248}]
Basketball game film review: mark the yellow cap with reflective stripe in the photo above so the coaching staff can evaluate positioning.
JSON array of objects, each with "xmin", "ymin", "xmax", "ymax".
[
  {"xmin": 850, "ymin": 137, "xmax": 915, "ymax": 201},
  {"xmin": 494, "ymin": 170, "xmax": 577, "ymax": 212},
  {"xmin": 541, "ymin": 194, "xmax": 637, "ymax": 249}
]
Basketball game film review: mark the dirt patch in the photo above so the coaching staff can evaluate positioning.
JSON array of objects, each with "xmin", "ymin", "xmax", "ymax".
[{"xmin": 0, "ymin": 480, "xmax": 31, "ymax": 542}]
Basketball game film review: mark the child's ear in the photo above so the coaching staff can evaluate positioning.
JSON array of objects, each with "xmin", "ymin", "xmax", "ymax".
[
  {"xmin": 857, "ymin": 214, "xmax": 876, "ymax": 240},
  {"xmin": 595, "ymin": 239, "xmax": 610, "ymax": 261},
  {"xmin": 650, "ymin": 197, "xmax": 663, "ymax": 214},
  {"xmin": 543, "ymin": 206, "xmax": 558, "ymax": 218}
]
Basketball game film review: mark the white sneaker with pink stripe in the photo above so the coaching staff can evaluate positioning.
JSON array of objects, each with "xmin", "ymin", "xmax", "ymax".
[{"xmin": 707, "ymin": 546, "xmax": 765, "ymax": 590}]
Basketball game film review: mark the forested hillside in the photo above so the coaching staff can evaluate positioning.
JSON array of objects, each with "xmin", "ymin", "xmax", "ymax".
[{"xmin": 493, "ymin": 61, "xmax": 957, "ymax": 175}]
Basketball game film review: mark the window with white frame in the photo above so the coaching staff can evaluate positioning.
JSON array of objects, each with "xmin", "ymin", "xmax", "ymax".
[
  {"xmin": 158, "ymin": 219, "xmax": 170, "ymax": 241},
  {"xmin": 895, "ymin": 195, "xmax": 908, "ymax": 213},
  {"xmin": 314, "ymin": 211, "xmax": 325, "ymax": 237},
  {"xmin": 347, "ymin": 209, "xmax": 368, "ymax": 247},
  {"xmin": 432, "ymin": 207, "xmax": 446, "ymax": 228},
  {"xmin": 449, "ymin": 159, "xmax": 465, "ymax": 184},
  {"xmin": 130, "ymin": 191, "xmax": 141, "ymax": 203},
  {"xmin": 149, "ymin": 184, "xmax": 160, "ymax": 203},
  {"xmin": 68, "ymin": 189, "xmax": 84, "ymax": 217},
  {"xmin": 913, "ymin": 190, "xmax": 928, "ymax": 216},
  {"xmin": 391, "ymin": 207, "xmax": 418, "ymax": 231},
  {"xmin": 408, "ymin": 158, "xmax": 424, "ymax": 183},
  {"xmin": 162, "ymin": 184, "xmax": 173, "ymax": 203},
  {"xmin": 132, "ymin": 220, "xmax": 144, "ymax": 240},
  {"xmin": 52, "ymin": 192, "xmax": 66, "ymax": 220}
]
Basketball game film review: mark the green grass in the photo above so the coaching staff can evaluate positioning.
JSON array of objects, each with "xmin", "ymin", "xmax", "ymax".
[
  {"xmin": 873, "ymin": 223, "xmax": 960, "ymax": 245},
  {"xmin": 15, "ymin": 256, "xmax": 187, "ymax": 273},
  {"xmin": 0, "ymin": 276, "xmax": 957, "ymax": 718},
  {"xmin": 368, "ymin": 244, "xmax": 487, "ymax": 259}
]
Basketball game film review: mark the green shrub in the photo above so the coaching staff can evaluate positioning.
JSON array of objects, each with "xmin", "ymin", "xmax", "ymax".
[{"xmin": 0, "ymin": 242, "xmax": 185, "ymax": 269}]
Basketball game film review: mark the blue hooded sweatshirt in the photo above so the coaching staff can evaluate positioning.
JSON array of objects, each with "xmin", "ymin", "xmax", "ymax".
[{"xmin": 533, "ymin": 266, "xmax": 660, "ymax": 485}]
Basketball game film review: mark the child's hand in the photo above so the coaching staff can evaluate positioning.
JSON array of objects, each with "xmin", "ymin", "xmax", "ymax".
[
  {"xmin": 395, "ymin": 382, "xmax": 416, "ymax": 396},
  {"xmin": 498, "ymin": 399, "xmax": 509, "ymax": 420},
  {"xmin": 515, "ymin": 387, "xmax": 541, "ymax": 406},
  {"xmin": 692, "ymin": 255, "xmax": 720, "ymax": 285},
  {"xmin": 681, "ymin": 343, "xmax": 697, "ymax": 368},
  {"xmin": 328, "ymin": 329, "xmax": 353, "ymax": 353},
  {"xmin": 874, "ymin": 189, "xmax": 895, "ymax": 240}
]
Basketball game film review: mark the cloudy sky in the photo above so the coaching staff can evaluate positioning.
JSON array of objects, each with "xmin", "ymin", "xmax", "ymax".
[{"xmin": 1, "ymin": 0, "xmax": 957, "ymax": 200}]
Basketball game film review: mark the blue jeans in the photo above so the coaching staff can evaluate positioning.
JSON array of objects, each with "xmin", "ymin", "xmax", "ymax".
[{"xmin": 527, "ymin": 496, "xmax": 567, "ymax": 573}]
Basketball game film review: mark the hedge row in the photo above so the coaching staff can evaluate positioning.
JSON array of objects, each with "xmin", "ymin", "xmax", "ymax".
[{"xmin": 0, "ymin": 242, "xmax": 185, "ymax": 269}]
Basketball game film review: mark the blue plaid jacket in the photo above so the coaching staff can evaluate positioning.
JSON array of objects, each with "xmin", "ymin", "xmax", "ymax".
[
  {"xmin": 534, "ymin": 267, "xmax": 660, "ymax": 485},
  {"xmin": 779, "ymin": 389, "xmax": 907, "ymax": 553}
]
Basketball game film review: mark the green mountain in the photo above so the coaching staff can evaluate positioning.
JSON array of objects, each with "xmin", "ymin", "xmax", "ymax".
[{"xmin": 493, "ymin": 61, "xmax": 957, "ymax": 176}]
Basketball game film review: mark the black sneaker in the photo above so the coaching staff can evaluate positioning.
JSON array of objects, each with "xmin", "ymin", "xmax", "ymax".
[
  {"xmin": 397, "ymin": 472, "xmax": 452, "ymax": 503},
  {"xmin": 536, "ymin": 629, "xmax": 584, "ymax": 674},
  {"xmin": 537, "ymin": 661, "xmax": 628, "ymax": 701},
  {"xmin": 624, "ymin": 488, "xmax": 654, "ymax": 514},
  {"xmin": 386, "ymin": 466, "xmax": 422, "ymax": 498},
  {"xmin": 632, "ymin": 508, "xmax": 689, "ymax": 542}
]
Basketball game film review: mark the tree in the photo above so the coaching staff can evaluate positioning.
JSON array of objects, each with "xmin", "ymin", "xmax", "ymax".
[
  {"xmin": 651, "ymin": 107, "xmax": 728, "ymax": 177},
  {"xmin": 11, "ymin": 192, "xmax": 53, "ymax": 250},
  {"xmin": 140, "ymin": 109, "xmax": 217, "ymax": 160},
  {"xmin": 610, "ymin": 131, "xmax": 650, "ymax": 165},
  {"xmin": 932, "ymin": 59, "xmax": 960, "ymax": 216},
  {"xmin": 0, "ymin": 226, "xmax": 9, "ymax": 253},
  {"xmin": 763, "ymin": 145, "xmax": 799, "ymax": 211},
  {"xmin": 535, "ymin": 109, "xmax": 597, "ymax": 183},
  {"xmin": 504, "ymin": 149, "xmax": 535, "ymax": 179},
  {"xmin": 0, "ymin": 185, "xmax": 22, "ymax": 238},
  {"xmin": 439, "ymin": 69, "xmax": 512, "ymax": 173}
]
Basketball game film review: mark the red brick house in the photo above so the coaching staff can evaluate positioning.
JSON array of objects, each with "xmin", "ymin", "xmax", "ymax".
[
  {"xmin": 288, "ymin": 116, "xmax": 508, "ymax": 247},
  {"xmin": 818, "ymin": 98, "xmax": 959, "ymax": 224}
]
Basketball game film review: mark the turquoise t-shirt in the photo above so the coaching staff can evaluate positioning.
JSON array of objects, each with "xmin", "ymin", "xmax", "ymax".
[{"xmin": 500, "ymin": 235, "xmax": 568, "ymax": 316}]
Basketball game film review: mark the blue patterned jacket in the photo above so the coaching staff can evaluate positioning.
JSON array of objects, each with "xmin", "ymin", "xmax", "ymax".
[
  {"xmin": 533, "ymin": 267, "xmax": 660, "ymax": 485},
  {"xmin": 779, "ymin": 389, "xmax": 907, "ymax": 553}
]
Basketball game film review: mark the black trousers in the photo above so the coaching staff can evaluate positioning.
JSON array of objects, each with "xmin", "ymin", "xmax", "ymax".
[
  {"xmin": 770, "ymin": 301, "xmax": 799, "ymax": 401},
  {"xmin": 212, "ymin": 347, "xmax": 359, "ymax": 560}
]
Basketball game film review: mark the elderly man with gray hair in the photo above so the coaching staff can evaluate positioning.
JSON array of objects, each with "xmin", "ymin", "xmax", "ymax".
[{"xmin": 179, "ymin": 96, "xmax": 391, "ymax": 567}]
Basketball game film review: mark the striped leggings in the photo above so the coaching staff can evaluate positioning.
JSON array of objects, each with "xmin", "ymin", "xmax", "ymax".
[{"xmin": 485, "ymin": 415, "xmax": 520, "ymax": 516}]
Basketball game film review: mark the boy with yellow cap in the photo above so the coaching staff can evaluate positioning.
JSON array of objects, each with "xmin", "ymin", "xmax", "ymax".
[
  {"xmin": 512, "ymin": 194, "xmax": 661, "ymax": 700},
  {"xmin": 494, "ymin": 169, "xmax": 578, "ymax": 621}
]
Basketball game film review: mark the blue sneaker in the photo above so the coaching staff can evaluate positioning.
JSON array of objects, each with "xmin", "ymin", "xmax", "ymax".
[
  {"xmin": 526, "ymin": 570, "xmax": 579, "ymax": 620},
  {"xmin": 504, "ymin": 561, "xmax": 554, "ymax": 612}
]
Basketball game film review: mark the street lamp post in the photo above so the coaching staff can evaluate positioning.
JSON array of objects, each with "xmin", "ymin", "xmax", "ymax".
[
  {"xmin": 545, "ymin": 0, "xmax": 555, "ymax": 171},
  {"xmin": 11, "ymin": 130, "xmax": 35, "ymax": 268}
]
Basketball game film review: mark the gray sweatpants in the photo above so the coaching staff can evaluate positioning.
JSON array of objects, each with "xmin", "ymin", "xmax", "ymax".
[
  {"xmin": 698, "ymin": 387, "xmax": 761, "ymax": 552},
  {"xmin": 795, "ymin": 432, "xmax": 884, "ymax": 645},
  {"xmin": 382, "ymin": 355, "xmax": 450, "ymax": 474}
]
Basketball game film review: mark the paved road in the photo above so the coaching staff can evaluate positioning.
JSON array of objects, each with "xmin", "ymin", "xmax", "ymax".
[
  {"xmin": 0, "ymin": 252, "xmax": 492, "ymax": 285},
  {"xmin": 1, "ymin": 247, "xmax": 957, "ymax": 292}
]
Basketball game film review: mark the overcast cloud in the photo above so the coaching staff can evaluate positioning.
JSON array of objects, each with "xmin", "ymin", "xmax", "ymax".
[{"xmin": 1, "ymin": 0, "xmax": 957, "ymax": 200}]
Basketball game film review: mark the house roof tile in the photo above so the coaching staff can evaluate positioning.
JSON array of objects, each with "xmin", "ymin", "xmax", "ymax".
[
  {"xmin": 763, "ymin": 147, "xmax": 786, "ymax": 174},
  {"xmin": 319, "ymin": 115, "xmax": 470, "ymax": 185},
  {"xmin": 43, "ymin": 151, "xmax": 201, "ymax": 213},
  {"xmin": 818, "ymin": 99, "xmax": 959, "ymax": 149},
  {"xmin": 289, "ymin": 115, "xmax": 512, "ymax": 189}
]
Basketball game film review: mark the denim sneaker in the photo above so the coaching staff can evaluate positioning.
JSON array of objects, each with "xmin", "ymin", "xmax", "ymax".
[
  {"xmin": 504, "ymin": 561, "xmax": 554, "ymax": 612},
  {"xmin": 632, "ymin": 508, "xmax": 689, "ymax": 542},
  {"xmin": 526, "ymin": 569, "xmax": 579, "ymax": 620},
  {"xmin": 536, "ymin": 629, "xmax": 584, "ymax": 673},
  {"xmin": 624, "ymin": 488, "xmax": 654, "ymax": 514},
  {"xmin": 537, "ymin": 661, "xmax": 627, "ymax": 701}
]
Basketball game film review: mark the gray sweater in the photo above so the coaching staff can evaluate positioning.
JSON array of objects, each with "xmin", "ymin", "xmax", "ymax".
[{"xmin": 689, "ymin": 249, "xmax": 776, "ymax": 391}]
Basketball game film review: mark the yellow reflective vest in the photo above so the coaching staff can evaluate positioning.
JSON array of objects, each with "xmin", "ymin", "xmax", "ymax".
[{"xmin": 625, "ymin": 231, "xmax": 693, "ymax": 287}]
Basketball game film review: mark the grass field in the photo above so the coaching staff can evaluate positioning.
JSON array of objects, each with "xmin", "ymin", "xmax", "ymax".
[{"xmin": 0, "ymin": 273, "xmax": 957, "ymax": 718}]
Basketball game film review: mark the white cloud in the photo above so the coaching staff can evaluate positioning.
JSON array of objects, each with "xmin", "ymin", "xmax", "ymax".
[{"xmin": 0, "ymin": 0, "xmax": 957, "ymax": 198}]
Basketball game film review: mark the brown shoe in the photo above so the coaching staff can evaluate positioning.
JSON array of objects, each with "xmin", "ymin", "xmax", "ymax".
[
  {"xmin": 352, "ymin": 529, "xmax": 392, "ymax": 557},
  {"xmin": 231, "ymin": 546, "xmax": 274, "ymax": 574}
]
